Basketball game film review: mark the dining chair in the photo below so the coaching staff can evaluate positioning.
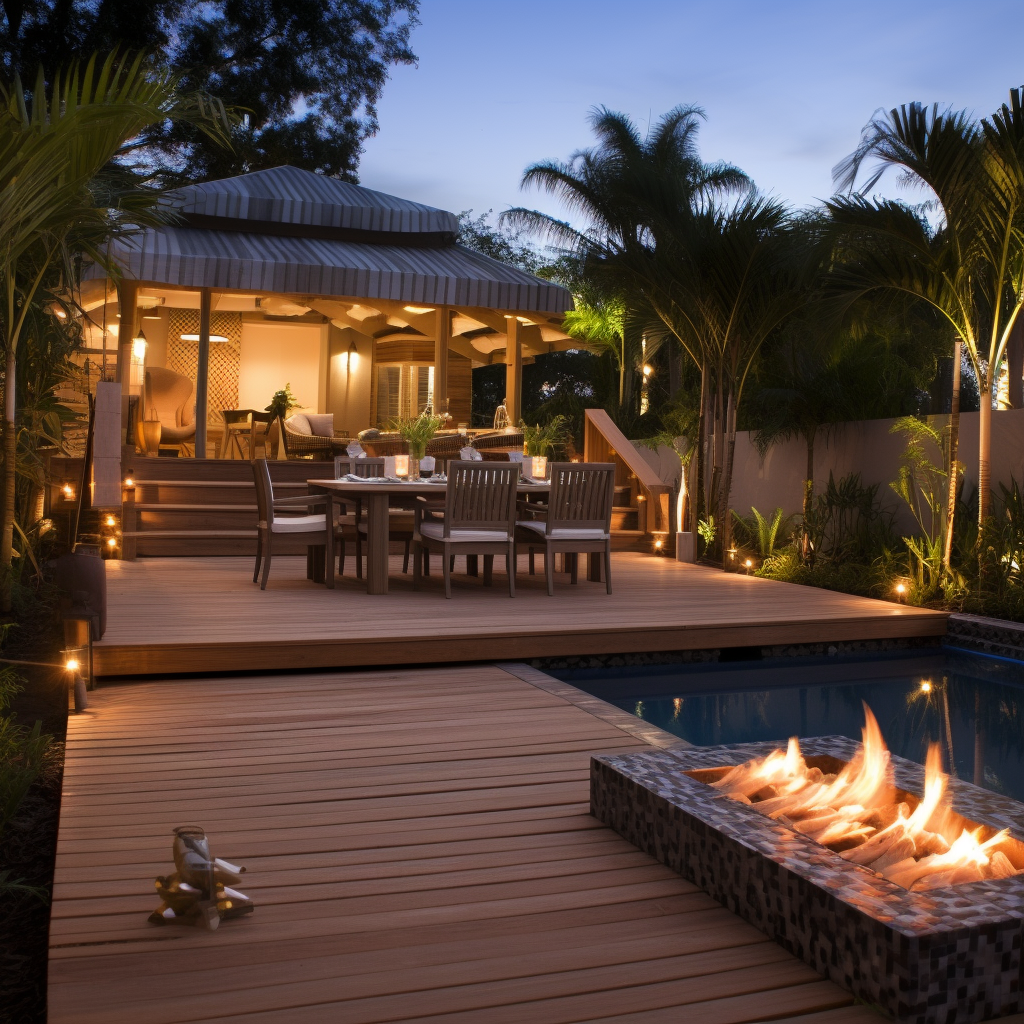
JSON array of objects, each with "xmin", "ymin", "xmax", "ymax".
[
  {"xmin": 515, "ymin": 463, "xmax": 616, "ymax": 596},
  {"xmin": 412, "ymin": 461, "xmax": 519, "ymax": 599},
  {"xmin": 252, "ymin": 459, "xmax": 334, "ymax": 590},
  {"xmin": 334, "ymin": 456, "xmax": 416, "ymax": 577}
]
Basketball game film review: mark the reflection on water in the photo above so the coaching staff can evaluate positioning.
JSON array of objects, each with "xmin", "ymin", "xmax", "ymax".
[{"xmin": 556, "ymin": 649, "xmax": 1024, "ymax": 803}]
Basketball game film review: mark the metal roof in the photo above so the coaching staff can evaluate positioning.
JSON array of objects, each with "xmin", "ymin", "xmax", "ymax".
[
  {"xmin": 167, "ymin": 165, "xmax": 460, "ymax": 236},
  {"xmin": 104, "ymin": 166, "xmax": 573, "ymax": 315}
]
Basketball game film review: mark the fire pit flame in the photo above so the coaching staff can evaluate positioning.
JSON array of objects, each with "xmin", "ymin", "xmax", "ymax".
[{"xmin": 710, "ymin": 703, "xmax": 1022, "ymax": 890}]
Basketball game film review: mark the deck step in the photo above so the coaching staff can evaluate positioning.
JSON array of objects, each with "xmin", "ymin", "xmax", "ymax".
[
  {"xmin": 132, "ymin": 480, "xmax": 308, "ymax": 488},
  {"xmin": 123, "ymin": 529, "xmax": 257, "ymax": 538}
]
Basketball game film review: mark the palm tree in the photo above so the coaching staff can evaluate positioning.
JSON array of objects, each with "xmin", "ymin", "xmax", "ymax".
[
  {"xmin": 830, "ymin": 92, "xmax": 1024, "ymax": 529},
  {"xmin": 503, "ymin": 105, "xmax": 751, "ymax": 537},
  {"xmin": 0, "ymin": 53, "xmax": 230, "ymax": 606}
]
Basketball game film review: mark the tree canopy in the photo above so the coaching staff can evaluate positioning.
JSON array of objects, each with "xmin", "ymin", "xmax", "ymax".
[{"xmin": 0, "ymin": 0, "xmax": 420, "ymax": 182}]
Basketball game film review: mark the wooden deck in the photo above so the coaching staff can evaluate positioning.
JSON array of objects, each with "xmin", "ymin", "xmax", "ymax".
[
  {"xmin": 49, "ymin": 663, "xmax": 886, "ymax": 1024},
  {"xmin": 93, "ymin": 553, "xmax": 947, "ymax": 677}
]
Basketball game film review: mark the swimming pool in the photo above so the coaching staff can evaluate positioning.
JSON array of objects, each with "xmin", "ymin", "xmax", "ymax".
[{"xmin": 554, "ymin": 647, "xmax": 1024, "ymax": 802}]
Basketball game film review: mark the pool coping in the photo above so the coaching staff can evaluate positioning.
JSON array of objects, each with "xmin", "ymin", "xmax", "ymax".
[{"xmin": 499, "ymin": 662, "xmax": 691, "ymax": 750}]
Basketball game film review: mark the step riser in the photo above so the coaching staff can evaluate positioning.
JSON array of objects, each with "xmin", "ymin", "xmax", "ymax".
[{"xmin": 137, "ymin": 511, "xmax": 258, "ymax": 531}]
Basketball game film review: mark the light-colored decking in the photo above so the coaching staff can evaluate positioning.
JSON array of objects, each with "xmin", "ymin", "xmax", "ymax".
[
  {"xmin": 93, "ymin": 553, "xmax": 947, "ymax": 676},
  {"xmin": 49, "ymin": 664, "xmax": 884, "ymax": 1024}
]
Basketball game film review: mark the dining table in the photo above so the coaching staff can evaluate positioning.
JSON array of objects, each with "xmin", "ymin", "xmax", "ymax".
[{"xmin": 307, "ymin": 476, "xmax": 551, "ymax": 595}]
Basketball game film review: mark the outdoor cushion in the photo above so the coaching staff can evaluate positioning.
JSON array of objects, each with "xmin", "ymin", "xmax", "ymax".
[
  {"xmin": 517, "ymin": 521, "xmax": 609, "ymax": 540},
  {"xmin": 270, "ymin": 514, "xmax": 327, "ymax": 533},
  {"xmin": 306, "ymin": 412, "xmax": 335, "ymax": 437},
  {"xmin": 419, "ymin": 522, "xmax": 510, "ymax": 543},
  {"xmin": 285, "ymin": 413, "xmax": 312, "ymax": 435}
]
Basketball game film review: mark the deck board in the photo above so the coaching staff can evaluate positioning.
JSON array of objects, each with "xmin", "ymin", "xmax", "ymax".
[
  {"xmin": 93, "ymin": 553, "xmax": 946, "ymax": 676},
  {"xmin": 48, "ymin": 663, "xmax": 880, "ymax": 1024}
]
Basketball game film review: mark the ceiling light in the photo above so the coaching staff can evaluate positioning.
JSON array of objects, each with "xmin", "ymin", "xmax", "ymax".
[
  {"xmin": 347, "ymin": 304, "xmax": 382, "ymax": 321},
  {"xmin": 403, "ymin": 305, "xmax": 435, "ymax": 315}
]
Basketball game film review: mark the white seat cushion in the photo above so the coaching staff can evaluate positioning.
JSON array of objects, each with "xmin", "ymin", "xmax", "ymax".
[
  {"xmin": 271, "ymin": 514, "xmax": 327, "ymax": 534},
  {"xmin": 516, "ymin": 521, "xmax": 609, "ymax": 540},
  {"xmin": 306, "ymin": 412, "xmax": 335, "ymax": 437},
  {"xmin": 419, "ymin": 521, "xmax": 510, "ymax": 543}
]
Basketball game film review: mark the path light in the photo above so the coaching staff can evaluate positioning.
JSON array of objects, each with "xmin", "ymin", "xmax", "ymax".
[
  {"xmin": 107, "ymin": 537, "xmax": 117, "ymax": 550},
  {"xmin": 105, "ymin": 515, "xmax": 116, "ymax": 528},
  {"xmin": 653, "ymin": 536, "xmax": 664, "ymax": 555},
  {"xmin": 124, "ymin": 477, "xmax": 134, "ymax": 489},
  {"xmin": 744, "ymin": 558, "xmax": 754, "ymax": 572},
  {"xmin": 895, "ymin": 581, "xmax": 907, "ymax": 601},
  {"xmin": 65, "ymin": 654, "xmax": 87, "ymax": 712}
]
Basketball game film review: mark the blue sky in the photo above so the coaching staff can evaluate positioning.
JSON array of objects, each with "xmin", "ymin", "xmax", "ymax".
[{"xmin": 359, "ymin": 0, "xmax": 1022, "ymax": 227}]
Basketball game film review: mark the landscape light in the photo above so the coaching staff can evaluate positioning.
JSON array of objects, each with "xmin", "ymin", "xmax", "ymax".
[
  {"xmin": 920, "ymin": 680, "xmax": 932, "ymax": 694},
  {"xmin": 744, "ymin": 558, "xmax": 753, "ymax": 569},
  {"xmin": 895, "ymin": 582, "xmax": 906, "ymax": 594},
  {"xmin": 105, "ymin": 515, "xmax": 116, "ymax": 527},
  {"xmin": 124, "ymin": 477, "xmax": 134, "ymax": 488},
  {"xmin": 65, "ymin": 658, "xmax": 79, "ymax": 673},
  {"xmin": 642, "ymin": 364, "xmax": 653, "ymax": 377},
  {"xmin": 107, "ymin": 538, "xmax": 117, "ymax": 549}
]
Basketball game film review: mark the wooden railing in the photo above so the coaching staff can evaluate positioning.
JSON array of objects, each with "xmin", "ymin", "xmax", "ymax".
[{"xmin": 583, "ymin": 409, "xmax": 672, "ymax": 545}]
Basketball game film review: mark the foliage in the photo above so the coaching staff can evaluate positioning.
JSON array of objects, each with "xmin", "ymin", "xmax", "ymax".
[
  {"xmin": 0, "ymin": 0, "xmax": 420, "ymax": 182},
  {"xmin": 521, "ymin": 415, "xmax": 569, "ymax": 457},
  {"xmin": 757, "ymin": 549, "xmax": 887, "ymax": 598},
  {"xmin": 265, "ymin": 384, "xmax": 300, "ymax": 421},
  {"xmin": 0, "ymin": 649, "xmax": 49, "ymax": 838},
  {"xmin": 457, "ymin": 210, "xmax": 543, "ymax": 274},
  {"xmin": 391, "ymin": 413, "xmax": 443, "ymax": 455},
  {"xmin": 733, "ymin": 507, "xmax": 795, "ymax": 559},
  {"xmin": 803, "ymin": 472, "xmax": 897, "ymax": 564},
  {"xmin": 696, "ymin": 515, "xmax": 716, "ymax": 554}
]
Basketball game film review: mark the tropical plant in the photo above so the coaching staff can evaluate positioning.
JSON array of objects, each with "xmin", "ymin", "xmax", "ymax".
[
  {"xmin": 0, "ymin": 52, "xmax": 231, "ymax": 608},
  {"xmin": 830, "ymin": 90, "xmax": 1024, "ymax": 531},
  {"xmin": 803, "ymin": 471, "xmax": 897, "ymax": 564},
  {"xmin": 265, "ymin": 383, "xmax": 300, "ymax": 421},
  {"xmin": 0, "ymin": 659, "xmax": 49, "ymax": 836},
  {"xmin": 733, "ymin": 506, "xmax": 794, "ymax": 559},
  {"xmin": 696, "ymin": 514, "xmax": 716, "ymax": 552},
  {"xmin": 521, "ymin": 414, "xmax": 569, "ymax": 457},
  {"xmin": 503, "ymin": 105, "xmax": 753, "ymax": 543}
]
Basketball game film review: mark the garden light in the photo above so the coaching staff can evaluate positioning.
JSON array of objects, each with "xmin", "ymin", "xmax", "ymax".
[
  {"xmin": 107, "ymin": 537, "xmax": 117, "ymax": 549},
  {"xmin": 744, "ymin": 558, "xmax": 753, "ymax": 569},
  {"xmin": 124, "ymin": 477, "xmax": 134, "ymax": 489},
  {"xmin": 105, "ymin": 515, "xmax": 116, "ymax": 527},
  {"xmin": 920, "ymin": 680, "xmax": 932, "ymax": 694}
]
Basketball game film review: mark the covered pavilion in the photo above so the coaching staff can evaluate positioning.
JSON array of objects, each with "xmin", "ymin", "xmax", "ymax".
[{"xmin": 77, "ymin": 165, "xmax": 576, "ymax": 454}]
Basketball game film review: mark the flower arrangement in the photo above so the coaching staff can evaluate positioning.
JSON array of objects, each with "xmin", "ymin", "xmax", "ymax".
[{"xmin": 392, "ymin": 413, "xmax": 444, "ymax": 459}]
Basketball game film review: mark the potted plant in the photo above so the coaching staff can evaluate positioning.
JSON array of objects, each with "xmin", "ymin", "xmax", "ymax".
[
  {"xmin": 521, "ymin": 416, "xmax": 569, "ymax": 479},
  {"xmin": 265, "ymin": 384, "xmax": 299, "ymax": 459},
  {"xmin": 392, "ymin": 414, "xmax": 442, "ymax": 459}
]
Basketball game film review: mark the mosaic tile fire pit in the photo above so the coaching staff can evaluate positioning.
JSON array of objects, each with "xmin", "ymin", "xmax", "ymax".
[{"xmin": 591, "ymin": 727, "xmax": 1024, "ymax": 1024}]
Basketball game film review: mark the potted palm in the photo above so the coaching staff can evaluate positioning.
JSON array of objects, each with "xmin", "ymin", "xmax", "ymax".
[{"xmin": 265, "ymin": 384, "xmax": 299, "ymax": 459}]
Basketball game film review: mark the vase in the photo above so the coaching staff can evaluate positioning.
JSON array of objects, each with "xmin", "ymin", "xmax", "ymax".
[{"xmin": 140, "ymin": 417, "xmax": 162, "ymax": 457}]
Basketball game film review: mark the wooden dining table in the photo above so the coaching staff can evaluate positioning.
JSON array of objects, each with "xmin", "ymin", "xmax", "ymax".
[{"xmin": 307, "ymin": 477, "xmax": 551, "ymax": 595}]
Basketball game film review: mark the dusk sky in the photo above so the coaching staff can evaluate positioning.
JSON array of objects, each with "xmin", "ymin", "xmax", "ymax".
[{"xmin": 360, "ymin": 0, "xmax": 1022, "ymax": 229}]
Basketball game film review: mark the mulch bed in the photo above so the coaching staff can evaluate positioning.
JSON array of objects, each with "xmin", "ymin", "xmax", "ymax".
[{"xmin": 0, "ymin": 664, "xmax": 68, "ymax": 1024}]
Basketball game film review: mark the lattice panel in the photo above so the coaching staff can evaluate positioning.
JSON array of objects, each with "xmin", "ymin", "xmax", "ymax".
[{"xmin": 166, "ymin": 310, "xmax": 242, "ymax": 424}]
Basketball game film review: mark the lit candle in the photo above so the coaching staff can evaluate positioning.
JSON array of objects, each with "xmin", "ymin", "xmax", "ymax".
[
  {"xmin": 530, "ymin": 455, "xmax": 548, "ymax": 480},
  {"xmin": 394, "ymin": 454, "xmax": 410, "ymax": 478}
]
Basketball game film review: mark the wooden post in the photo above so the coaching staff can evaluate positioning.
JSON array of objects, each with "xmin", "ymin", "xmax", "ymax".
[
  {"xmin": 434, "ymin": 307, "xmax": 450, "ymax": 415},
  {"xmin": 115, "ymin": 281, "xmax": 138, "ymax": 445},
  {"xmin": 195, "ymin": 288, "xmax": 212, "ymax": 458},
  {"xmin": 505, "ymin": 316, "xmax": 522, "ymax": 423}
]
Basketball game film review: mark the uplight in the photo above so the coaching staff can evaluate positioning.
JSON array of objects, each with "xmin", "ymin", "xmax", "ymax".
[
  {"xmin": 65, "ymin": 658, "xmax": 80, "ymax": 673},
  {"xmin": 920, "ymin": 680, "xmax": 932, "ymax": 694},
  {"xmin": 105, "ymin": 515, "xmax": 116, "ymax": 527},
  {"xmin": 107, "ymin": 538, "xmax": 117, "ymax": 549},
  {"xmin": 403, "ymin": 305, "xmax": 435, "ymax": 315},
  {"xmin": 895, "ymin": 582, "xmax": 906, "ymax": 595},
  {"xmin": 744, "ymin": 558, "xmax": 753, "ymax": 569},
  {"xmin": 642, "ymin": 364, "xmax": 653, "ymax": 377}
]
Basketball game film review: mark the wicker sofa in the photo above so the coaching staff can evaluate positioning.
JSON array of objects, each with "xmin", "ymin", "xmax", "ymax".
[
  {"xmin": 281, "ymin": 413, "xmax": 351, "ymax": 459},
  {"xmin": 471, "ymin": 430, "xmax": 525, "ymax": 459}
]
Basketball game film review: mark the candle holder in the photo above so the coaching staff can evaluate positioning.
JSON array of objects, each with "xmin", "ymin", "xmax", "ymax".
[
  {"xmin": 394, "ymin": 453, "xmax": 410, "ymax": 478},
  {"xmin": 530, "ymin": 455, "xmax": 548, "ymax": 480}
]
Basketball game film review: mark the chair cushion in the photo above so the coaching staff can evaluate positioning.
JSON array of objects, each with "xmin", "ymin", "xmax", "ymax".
[
  {"xmin": 285, "ymin": 413, "xmax": 312, "ymax": 435},
  {"xmin": 517, "ymin": 521, "xmax": 609, "ymax": 540},
  {"xmin": 419, "ymin": 521, "xmax": 510, "ymax": 543},
  {"xmin": 306, "ymin": 412, "xmax": 335, "ymax": 437},
  {"xmin": 270, "ymin": 514, "xmax": 327, "ymax": 534}
]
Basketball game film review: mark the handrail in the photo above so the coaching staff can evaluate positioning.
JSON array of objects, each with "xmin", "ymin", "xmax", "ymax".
[{"xmin": 583, "ymin": 408, "xmax": 671, "ymax": 537}]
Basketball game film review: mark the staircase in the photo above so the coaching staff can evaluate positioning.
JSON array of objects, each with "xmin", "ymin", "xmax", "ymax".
[
  {"xmin": 583, "ymin": 409, "xmax": 673, "ymax": 553},
  {"xmin": 121, "ymin": 457, "xmax": 335, "ymax": 557}
]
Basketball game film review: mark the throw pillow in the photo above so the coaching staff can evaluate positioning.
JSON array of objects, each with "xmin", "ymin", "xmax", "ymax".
[
  {"xmin": 305, "ymin": 413, "xmax": 335, "ymax": 438},
  {"xmin": 285, "ymin": 413, "xmax": 312, "ymax": 435}
]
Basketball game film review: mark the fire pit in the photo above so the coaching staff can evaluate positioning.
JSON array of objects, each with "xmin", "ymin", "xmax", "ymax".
[{"xmin": 590, "ymin": 707, "xmax": 1024, "ymax": 1024}]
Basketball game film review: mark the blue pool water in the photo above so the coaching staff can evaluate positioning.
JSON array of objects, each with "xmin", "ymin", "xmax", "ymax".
[{"xmin": 554, "ymin": 648, "xmax": 1024, "ymax": 803}]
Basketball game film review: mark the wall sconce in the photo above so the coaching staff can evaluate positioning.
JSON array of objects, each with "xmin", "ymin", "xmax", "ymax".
[
  {"xmin": 61, "ymin": 481, "xmax": 74, "ymax": 501},
  {"xmin": 346, "ymin": 339, "xmax": 359, "ymax": 370},
  {"xmin": 130, "ymin": 330, "xmax": 147, "ymax": 387},
  {"xmin": 124, "ymin": 477, "xmax": 135, "ymax": 492}
]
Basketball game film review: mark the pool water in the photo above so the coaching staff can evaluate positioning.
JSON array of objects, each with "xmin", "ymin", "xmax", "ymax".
[{"xmin": 554, "ymin": 648, "xmax": 1024, "ymax": 803}]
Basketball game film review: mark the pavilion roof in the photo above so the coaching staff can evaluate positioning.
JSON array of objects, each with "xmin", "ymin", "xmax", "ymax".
[{"xmin": 104, "ymin": 166, "xmax": 573, "ymax": 316}]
